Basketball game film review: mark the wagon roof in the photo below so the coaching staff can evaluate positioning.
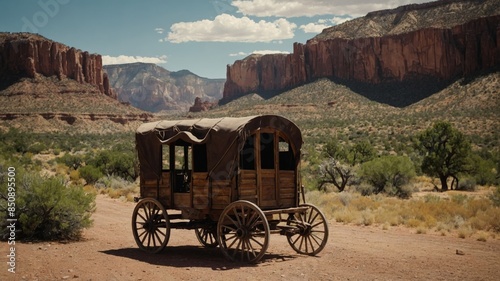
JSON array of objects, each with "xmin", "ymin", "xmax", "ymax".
[{"xmin": 136, "ymin": 115, "xmax": 302, "ymax": 180}]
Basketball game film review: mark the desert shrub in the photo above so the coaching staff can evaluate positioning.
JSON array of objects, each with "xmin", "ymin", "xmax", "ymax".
[
  {"xmin": 451, "ymin": 194, "xmax": 469, "ymax": 205},
  {"xmin": 355, "ymin": 182, "xmax": 375, "ymax": 196},
  {"xmin": 69, "ymin": 169, "xmax": 80, "ymax": 182},
  {"xmin": 490, "ymin": 186, "xmax": 500, "ymax": 207},
  {"xmin": 57, "ymin": 153, "xmax": 84, "ymax": 170},
  {"xmin": 19, "ymin": 152, "xmax": 33, "ymax": 166},
  {"xmin": 470, "ymin": 153, "xmax": 497, "ymax": 185},
  {"xmin": 79, "ymin": 165, "xmax": 103, "ymax": 185},
  {"xmin": 456, "ymin": 178, "xmax": 476, "ymax": 191},
  {"xmin": 94, "ymin": 175, "xmax": 139, "ymax": 201},
  {"xmin": 86, "ymin": 148, "xmax": 138, "ymax": 181},
  {"xmin": 338, "ymin": 192, "xmax": 353, "ymax": 206},
  {"xmin": 0, "ymin": 174, "xmax": 95, "ymax": 240},
  {"xmin": 423, "ymin": 194, "xmax": 441, "ymax": 203},
  {"xmin": 360, "ymin": 155, "xmax": 416, "ymax": 197},
  {"xmin": 27, "ymin": 142, "xmax": 46, "ymax": 154}
]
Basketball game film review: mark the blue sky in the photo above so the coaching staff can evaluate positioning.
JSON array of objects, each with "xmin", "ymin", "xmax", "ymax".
[{"xmin": 1, "ymin": 0, "xmax": 429, "ymax": 79}]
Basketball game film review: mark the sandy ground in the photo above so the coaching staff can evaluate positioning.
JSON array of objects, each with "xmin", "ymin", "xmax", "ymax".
[{"xmin": 2, "ymin": 195, "xmax": 500, "ymax": 281}]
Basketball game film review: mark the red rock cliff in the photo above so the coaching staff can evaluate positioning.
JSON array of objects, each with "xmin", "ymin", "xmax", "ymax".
[
  {"xmin": 222, "ymin": 15, "xmax": 500, "ymax": 104},
  {"xmin": 0, "ymin": 33, "xmax": 115, "ymax": 98}
]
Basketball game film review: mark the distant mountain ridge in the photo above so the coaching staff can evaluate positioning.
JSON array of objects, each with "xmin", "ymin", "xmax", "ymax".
[
  {"xmin": 104, "ymin": 63, "xmax": 225, "ymax": 112},
  {"xmin": 222, "ymin": 0, "xmax": 500, "ymax": 107}
]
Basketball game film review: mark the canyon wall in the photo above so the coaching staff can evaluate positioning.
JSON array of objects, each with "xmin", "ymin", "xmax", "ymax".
[
  {"xmin": 222, "ymin": 15, "xmax": 500, "ymax": 105},
  {"xmin": 0, "ymin": 33, "xmax": 115, "ymax": 98}
]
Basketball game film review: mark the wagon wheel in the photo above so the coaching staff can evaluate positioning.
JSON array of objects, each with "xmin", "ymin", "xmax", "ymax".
[
  {"xmin": 195, "ymin": 227, "xmax": 218, "ymax": 248},
  {"xmin": 132, "ymin": 198, "xmax": 170, "ymax": 254},
  {"xmin": 286, "ymin": 203, "xmax": 328, "ymax": 255},
  {"xmin": 217, "ymin": 200, "xmax": 270, "ymax": 263}
]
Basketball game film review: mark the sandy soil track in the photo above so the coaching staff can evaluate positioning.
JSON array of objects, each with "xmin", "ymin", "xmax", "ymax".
[{"xmin": 2, "ymin": 195, "xmax": 499, "ymax": 281}]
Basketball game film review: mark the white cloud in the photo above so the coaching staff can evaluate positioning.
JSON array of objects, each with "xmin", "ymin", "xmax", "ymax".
[
  {"xmin": 155, "ymin": 27, "xmax": 164, "ymax": 34},
  {"xmin": 229, "ymin": 52, "xmax": 248, "ymax": 57},
  {"xmin": 229, "ymin": 50, "xmax": 290, "ymax": 57},
  {"xmin": 232, "ymin": 0, "xmax": 429, "ymax": 18},
  {"xmin": 167, "ymin": 13, "xmax": 297, "ymax": 43},
  {"xmin": 300, "ymin": 23, "xmax": 328, "ymax": 33},
  {"xmin": 252, "ymin": 50, "xmax": 290, "ymax": 55},
  {"xmin": 300, "ymin": 16, "xmax": 352, "ymax": 33},
  {"xmin": 331, "ymin": 16, "xmax": 351, "ymax": 25},
  {"xmin": 102, "ymin": 55, "xmax": 168, "ymax": 65}
]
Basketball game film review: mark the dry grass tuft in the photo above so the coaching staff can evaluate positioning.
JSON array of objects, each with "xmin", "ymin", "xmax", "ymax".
[{"xmin": 306, "ymin": 188, "xmax": 500, "ymax": 238}]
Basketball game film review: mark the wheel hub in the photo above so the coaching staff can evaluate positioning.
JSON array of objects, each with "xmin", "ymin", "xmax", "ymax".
[
  {"xmin": 143, "ymin": 220, "xmax": 155, "ymax": 233},
  {"xmin": 299, "ymin": 223, "xmax": 312, "ymax": 236},
  {"xmin": 236, "ymin": 227, "xmax": 249, "ymax": 239}
]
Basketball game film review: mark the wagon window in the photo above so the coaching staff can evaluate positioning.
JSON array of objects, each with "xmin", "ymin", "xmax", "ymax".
[
  {"xmin": 162, "ymin": 145, "xmax": 170, "ymax": 170},
  {"xmin": 260, "ymin": 133, "xmax": 275, "ymax": 169},
  {"xmin": 240, "ymin": 135, "xmax": 255, "ymax": 170},
  {"xmin": 175, "ymin": 145, "xmax": 192, "ymax": 170},
  {"xmin": 279, "ymin": 137, "xmax": 294, "ymax": 170},
  {"xmin": 193, "ymin": 144, "xmax": 207, "ymax": 172}
]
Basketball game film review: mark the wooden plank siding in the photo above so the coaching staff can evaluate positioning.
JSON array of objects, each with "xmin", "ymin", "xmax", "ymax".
[
  {"xmin": 238, "ymin": 170, "xmax": 257, "ymax": 203},
  {"xmin": 278, "ymin": 170, "xmax": 296, "ymax": 207},
  {"xmin": 211, "ymin": 179, "xmax": 232, "ymax": 209},
  {"xmin": 260, "ymin": 169, "xmax": 277, "ymax": 207},
  {"xmin": 140, "ymin": 172, "xmax": 171, "ymax": 208},
  {"xmin": 192, "ymin": 172, "xmax": 209, "ymax": 209}
]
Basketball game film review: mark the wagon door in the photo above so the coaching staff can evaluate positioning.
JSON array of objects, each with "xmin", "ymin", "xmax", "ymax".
[{"xmin": 258, "ymin": 132, "xmax": 278, "ymax": 208}]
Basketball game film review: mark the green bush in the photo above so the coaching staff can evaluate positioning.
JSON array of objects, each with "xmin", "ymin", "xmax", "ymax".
[
  {"xmin": 456, "ymin": 178, "xmax": 477, "ymax": 191},
  {"xmin": 86, "ymin": 148, "xmax": 138, "ymax": 181},
  {"xmin": 490, "ymin": 186, "xmax": 500, "ymax": 207},
  {"xmin": 27, "ymin": 142, "xmax": 46, "ymax": 154},
  {"xmin": 79, "ymin": 165, "xmax": 103, "ymax": 185},
  {"xmin": 360, "ymin": 155, "xmax": 416, "ymax": 198},
  {"xmin": 0, "ymin": 173, "xmax": 95, "ymax": 240},
  {"xmin": 57, "ymin": 153, "xmax": 84, "ymax": 170},
  {"xmin": 470, "ymin": 153, "xmax": 497, "ymax": 186}
]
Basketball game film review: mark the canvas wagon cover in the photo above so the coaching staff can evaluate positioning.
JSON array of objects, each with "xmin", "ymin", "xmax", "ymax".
[{"xmin": 136, "ymin": 115, "xmax": 302, "ymax": 182}]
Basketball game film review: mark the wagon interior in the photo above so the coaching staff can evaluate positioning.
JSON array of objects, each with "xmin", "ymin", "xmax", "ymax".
[{"xmin": 133, "ymin": 115, "xmax": 328, "ymax": 263}]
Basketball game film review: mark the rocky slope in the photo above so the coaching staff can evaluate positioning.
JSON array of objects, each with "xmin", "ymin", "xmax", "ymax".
[
  {"xmin": 104, "ymin": 63, "xmax": 225, "ymax": 112},
  {"xmin": 0, "ymin": 33, "xmax": 152, "ymax": 133},
  {"xmin": 0, "ymin": 32, "xmax": 114, "ymax": 98},
  {"xmin": 222, "ymin": 0, "xmax": 500, "ymax": 107}
]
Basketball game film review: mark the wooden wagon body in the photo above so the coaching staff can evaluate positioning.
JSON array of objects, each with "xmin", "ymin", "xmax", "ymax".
[{"xmin": 133, "ymin": 115, "xmax": 328, "ymax": 262}]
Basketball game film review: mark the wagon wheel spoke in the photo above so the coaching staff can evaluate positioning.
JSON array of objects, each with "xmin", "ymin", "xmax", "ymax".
[
  {"xmin": 286, "ymin": 204, "xmax": 329, "ymax": 256},
  {"xmin": 195, "ymin": 226, "xmax": 219, "ymax": 248},
  {"xmin": 132, "ymin": 198, "xmax": 170, "ymax": 254},
  {"xmin": 217, "ymin": 201, "xmax": 270, "ymax": 263}
]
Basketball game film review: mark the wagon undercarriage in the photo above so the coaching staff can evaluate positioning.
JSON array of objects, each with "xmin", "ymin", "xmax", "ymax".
[{"xmin": 132, "ymin": 199, "xmax": 329, "ymax": 263}]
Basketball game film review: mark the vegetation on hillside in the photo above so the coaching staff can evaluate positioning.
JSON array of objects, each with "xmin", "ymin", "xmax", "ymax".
[{"xmin": 0, "ymin": 73, "xmax": 498, "ymax": 240}]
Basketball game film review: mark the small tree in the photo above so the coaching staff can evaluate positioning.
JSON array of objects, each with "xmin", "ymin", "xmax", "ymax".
[
  {"xmin": 415, "ymin": 122, "xmax": 472, "ymax": 191},
  {"xmin": 318, "ymin": 158, "xmax": 354, "ymax": 192},
  {"xmin": 318, "ymin": 140, "xmax": 375, "ymax": 192}
]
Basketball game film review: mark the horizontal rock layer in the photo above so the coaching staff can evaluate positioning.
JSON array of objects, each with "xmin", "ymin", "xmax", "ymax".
[
  {"xmin": 222, "ymin": 15, "xmax": 500, "ymax": 105},
  {"xmin": 0, "ymin": 33, "xmax": 115, "ymax": 98}
]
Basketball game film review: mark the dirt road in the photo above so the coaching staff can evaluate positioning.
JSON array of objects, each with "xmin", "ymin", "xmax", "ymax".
[{"xmin": 2, "ymin": 195, "xmax": 499, "ymax": 281}]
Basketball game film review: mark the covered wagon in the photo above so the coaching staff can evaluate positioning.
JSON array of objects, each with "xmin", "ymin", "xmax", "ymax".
[{"xmin": 133, "ymin": 115, "xmax": 328, "ymax": 263}]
